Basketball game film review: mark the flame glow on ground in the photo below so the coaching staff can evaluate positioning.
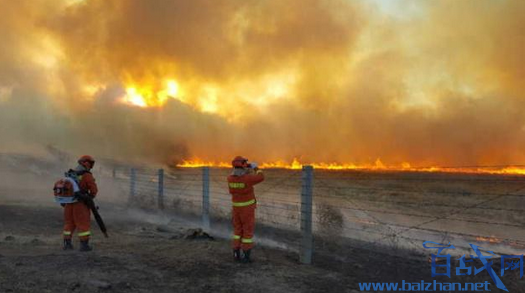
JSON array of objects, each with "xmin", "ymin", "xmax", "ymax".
[
  {"xmin": 176, "ymin": 158, "xmax": 525, "ymax": 175},
  {"xmin": 476, "ymin": 236, "xmax": 501, "ymax": 244}
]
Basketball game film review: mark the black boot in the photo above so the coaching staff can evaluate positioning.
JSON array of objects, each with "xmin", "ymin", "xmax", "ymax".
[
  {"xmin": 79, "ymin": 240, "xmax": 92, "ymax": 252},
  {"xmin": 63, "ymin": 239, "xmax": 74, "ymax": 250},
  {"xmin": 241, "ymin": 249, "xmax": 252, "ymax": 263},
  {"xmin": 233, "ymin": 249, "xmax": 241, "ymax": 262}
]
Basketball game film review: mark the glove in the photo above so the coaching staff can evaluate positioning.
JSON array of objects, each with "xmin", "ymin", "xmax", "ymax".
[{"xmin": 249, "ymin": 162, "xmax": 258, "ymax": 169}]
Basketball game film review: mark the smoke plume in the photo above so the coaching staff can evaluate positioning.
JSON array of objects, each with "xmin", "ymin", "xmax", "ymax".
[{"xmin": 0, "ymin": 0, "xmax": 524, "ymax": 166}]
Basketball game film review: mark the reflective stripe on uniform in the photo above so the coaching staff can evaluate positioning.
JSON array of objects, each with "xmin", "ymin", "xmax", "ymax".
[
  {"xmin": 63, "ymin": 231, "xmax": 72, "ymax": 235},
  {"xmin": 55, "ymin": 196, "xmax": 78, "ymax": 204},
  {"xmin": 233, "ymin": 235, "xmax": 241, "ymax": 240},
  {"xmin": 78, "ymin": 231, "xmax": 91, "ymax": 237},
  {"xmin": 64, "ymin": 177, "xmax": 80, "ymax": 193},
  {"xmin": 232, "ymin": 199, "xmax": 256, "ymax": 207},
  {"xmin": 229, "ymin": 182, "xmax": 246, "ymax": 189},
  {"xmin": 241, "ymin": 238, "xmax": 253, "ymax": 244}
]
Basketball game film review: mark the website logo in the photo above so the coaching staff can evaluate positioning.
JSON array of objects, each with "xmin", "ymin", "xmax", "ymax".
[{"xmin": 423, "ymin": 241, "xmax": 524, "ymax": 292}]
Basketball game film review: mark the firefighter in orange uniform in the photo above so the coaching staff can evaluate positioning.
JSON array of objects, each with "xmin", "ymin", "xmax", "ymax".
[
  {"xmin": 63, "ymin": 155, "xmax": 98, "ymax": 251},
  {"xmin": 228, "ymin": 156, "xmax": 264, "ymax": 263}
]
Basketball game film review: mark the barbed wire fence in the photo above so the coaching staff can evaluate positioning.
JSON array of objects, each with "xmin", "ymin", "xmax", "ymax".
[
  {"xmin": 2, "ymin": 152, "xmax": 523, "ymax": 264},
  {"xmin": 110, "ymin": 164, "xmax": 525, "ymax": 264}
]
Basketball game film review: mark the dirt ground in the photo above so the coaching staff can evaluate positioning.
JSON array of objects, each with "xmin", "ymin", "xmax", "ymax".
[
  {"xmin": 1, "ymin": 202, "xmax": 524, "ymax": 293},
  {"xmin": 0, "ymin": 202, "xmax": 358, "ymax": 293}
]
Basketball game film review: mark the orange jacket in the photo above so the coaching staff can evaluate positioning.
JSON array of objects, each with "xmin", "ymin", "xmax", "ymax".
[
  {"xmin": 79, "ymin": 172, "xmax": 98, "ymax": 198},
  {"xmin": 228, "ymin": 171, "xmax": 264, "ymax": 206}
]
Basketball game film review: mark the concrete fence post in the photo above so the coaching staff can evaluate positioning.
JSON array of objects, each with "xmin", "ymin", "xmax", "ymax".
[
  {"xmin": 158, "ymin": 169, "xmax": 165, "ymax": 210},
  {"xmin": 129, "ymin": 168, "xmax": 136, "ymax": 205},
  {"xmin": 202, "ymin": 166, "xmax": 210, "ymax": 230},
  {"xmin": 300, "ymin": 165, "xmax": 314, "ymax": 264}
]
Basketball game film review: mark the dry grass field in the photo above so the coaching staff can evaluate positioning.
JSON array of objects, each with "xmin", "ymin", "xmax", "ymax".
[{"xmin": 1, "ymin": 154, "xmax": 524, "ymax": 292}]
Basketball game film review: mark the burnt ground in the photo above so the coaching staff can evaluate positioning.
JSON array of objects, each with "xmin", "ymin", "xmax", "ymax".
[{"xmin": 0, "ymin": 203, "xmax": 524, "ymax": 293}]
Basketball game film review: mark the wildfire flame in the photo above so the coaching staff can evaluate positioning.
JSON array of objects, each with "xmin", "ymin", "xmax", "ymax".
[
  {"xmin": 476, "ymin": 236, "xmax": 502, "ymax": 244},
  {"xmin": 177, "ymin": 159, "xmax": 231, "ymax": 168},
  {"xmin": 3, "ymin": 0, "xmax": 525, "ymax": 172},
  {"xmin": 121, "ymin": 79, "xmax": 181, "ymax": 108},
  {"xmin": 175, "ymin": 158, "xmax": 525, "ymax": 175}
]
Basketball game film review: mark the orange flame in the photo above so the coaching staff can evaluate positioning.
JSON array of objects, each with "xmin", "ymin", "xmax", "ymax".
[
  {"xmin": 175, "ymin": 157, "xmax": 525, "ymax": 175},
  {"xmin": 177, "ymin": 159, "xmax": 231, "ymax": 168},
  {"xmin": 121, "ymin": 79, "xmax": 181, "ymax": 108},
  {"xmin": 476, "ymin": 236, "xmax": 501, "ymax": 244}
]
